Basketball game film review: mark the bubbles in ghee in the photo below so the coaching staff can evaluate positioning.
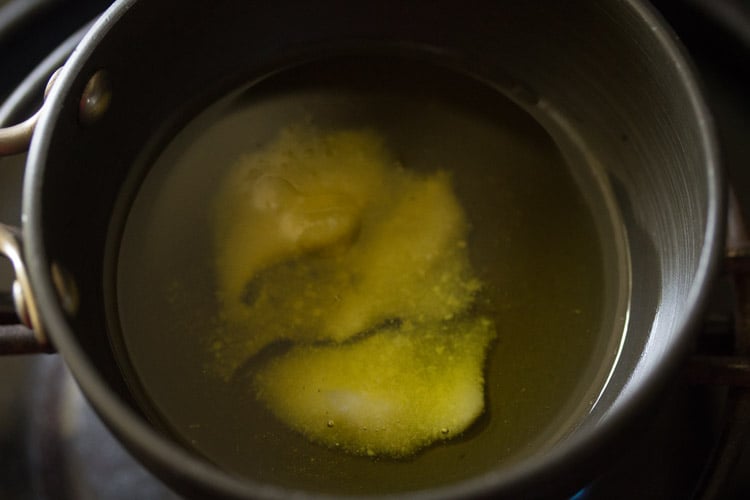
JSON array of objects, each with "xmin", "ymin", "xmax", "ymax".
[{"xmin": 210, "ymin": 125, "xmax": 496, "ymax": 457}]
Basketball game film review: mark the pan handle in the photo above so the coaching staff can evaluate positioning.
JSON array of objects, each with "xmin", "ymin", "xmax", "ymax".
[
  {"xmin": 0, "ymin": 223, "xmax": 52, "ymax": 354},
  {"xmin": 0, "ymin": 68, "xmax": 60, "ymax": 156},
  {"xmin": 0, "ymin": 35, "xmax": 97, "ymax": 353}
]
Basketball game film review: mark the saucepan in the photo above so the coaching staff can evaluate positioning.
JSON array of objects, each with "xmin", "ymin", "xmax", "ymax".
[{"xmin": 0, "ymin": 0, "xmax": 725, "ymax": 498}]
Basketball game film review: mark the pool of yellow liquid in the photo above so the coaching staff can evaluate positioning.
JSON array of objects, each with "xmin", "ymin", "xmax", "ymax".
[{"xmin": 112, "ymin": 56, "xmax": 627, "ymax": 495}]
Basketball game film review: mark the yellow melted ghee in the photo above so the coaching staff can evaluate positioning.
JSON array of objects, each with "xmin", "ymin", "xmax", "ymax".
[{"xmin": 210, "ymin": 125, "xmax": 496, "ymax": 457}]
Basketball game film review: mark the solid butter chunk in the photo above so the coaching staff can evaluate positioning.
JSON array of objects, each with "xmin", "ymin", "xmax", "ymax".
[
  {"xmin": 210, "ymin": 126, "xmax": 481, "ymax": 379},
  {"xmin": 210, "ymin": 124, "xmax": 497, "ymax": 457},
  {"xmin": 213, "ymin": 126, "xmax": 387, "ymax": 313},
  {"xmin": 324, "ymin": 172, "xmax": 481, "ymax": 340},
  {"xmin": 253, "ymin": 316, "xmax": 496, "ymax": 458}
]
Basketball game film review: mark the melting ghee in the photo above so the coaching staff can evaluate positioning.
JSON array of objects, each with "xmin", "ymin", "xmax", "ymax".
[
  {"xmin": 255, "ymin": 317, "xmax": 495, "ymax": 458},
  {"xmin": 210, "ymin": 125, "xmax": 495, "ymax": 456}
]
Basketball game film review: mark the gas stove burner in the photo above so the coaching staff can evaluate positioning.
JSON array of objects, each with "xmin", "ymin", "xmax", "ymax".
[{"xmin": 26, "ymin": 357, "xmax": 180, "ymax": 500}]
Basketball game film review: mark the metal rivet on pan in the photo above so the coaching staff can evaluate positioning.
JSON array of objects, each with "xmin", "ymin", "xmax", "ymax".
[
  {"xmin": 79, "ymin": 70, "xmax": 112, "ymax": 125},
  {"xmin": 51, "ymin": 262, "xmax": 80, "ymax": 316}
]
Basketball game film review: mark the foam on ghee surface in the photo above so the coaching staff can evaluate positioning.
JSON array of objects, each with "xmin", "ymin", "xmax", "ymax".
[{"xmin": 210, "ymin": 125, "xmax": 496, "ymax": 457}]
